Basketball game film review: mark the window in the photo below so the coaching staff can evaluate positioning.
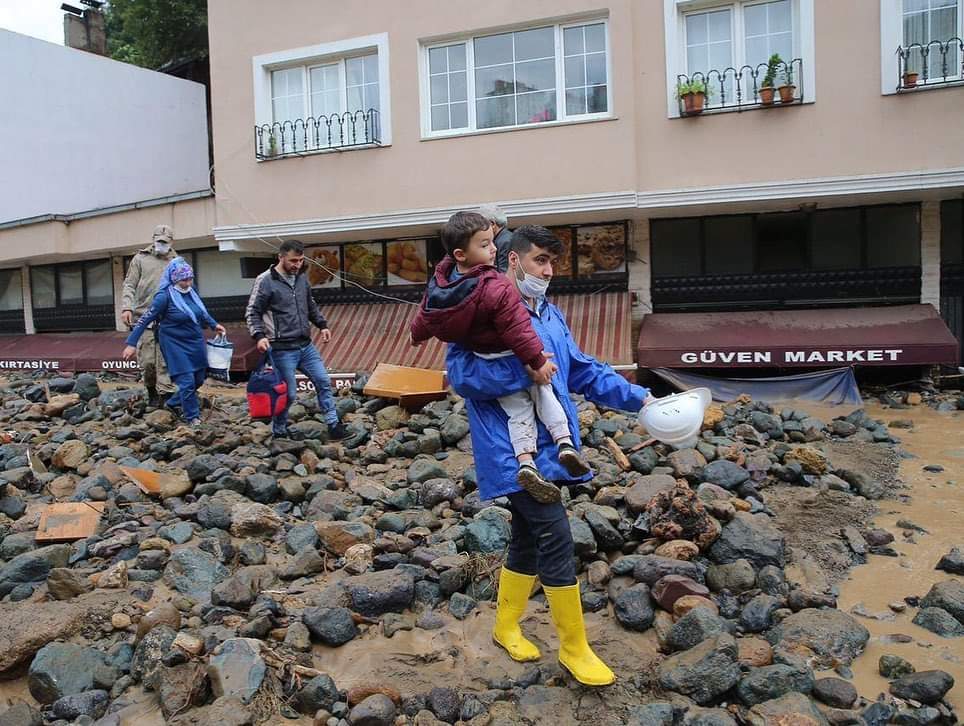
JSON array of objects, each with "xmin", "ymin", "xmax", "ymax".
[
  {"xmin": 194, "ymin": 250, "xmax": 253, "ymax": 298},
  {"xmin": 253, "ymin": 33, "xmax": 390, "ymax": 156},
  {"xmin": 811, "ymin": 209, "xmax": 862, "ymax": 269},
  {"xmin": 705, "ymin": 216, "xmax": 754, "ymax": 274},
  {"xmin": 423, "ymin": 19, "xmax": 611, "ymax": 136},
  {"xmin": 903, "ymin": 0, "xmax": 961, "ymax": 80},
  {"xmin": 29, "ymin": 259, "xmax": 113, "ymax": 309},
  {"xmin": 0, "ymin": 270, "xmax": 23, "ymax": 311},
  {"xmin": 866, "ymin": 205, "xmax": 921, "ymax": 267},
  {"xmin": 665, "ymin": 0, "xmax": 814, "ymax": 114},
  {"xmin": 941, "ymin": 200, "xmax": 963, "ymax": 265}
]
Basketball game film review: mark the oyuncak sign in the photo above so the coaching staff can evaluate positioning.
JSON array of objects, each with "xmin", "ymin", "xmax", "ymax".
[{"xmin": 679, "ymin": 348, "xmax": 906, "ymax": 366}]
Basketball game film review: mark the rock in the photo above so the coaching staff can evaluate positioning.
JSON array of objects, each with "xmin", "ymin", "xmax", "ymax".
[
  {"xmin": 136, "ymin": 602, "xmax": 181, "ymax": 641},
  {"xmin": 27, "ymin": 643, "xmax": 104, "ymax": 703},
  {"xmin": 625, "ymin": 474, "xmax": 676, "ymax": 513},
  {"xmin": 702, "ymin": 460, "xmax": 750, "ymax": 490},
  {"xmin": 293, "ymin": 674, "xmax": 339, "ymax": 714},
  {"xmin": 303, "ymin": 607, "xmax": 358, "ymax": 646},
  {"xmin": 651, "ymin": 575, "xmax": 709, "ymax": 611},
  {"xmin": 766, "ymin": 608, "xmax": 870, "ymax": 667},
  {"xmin": 683, "ymin": 707, "xmax": 737, "ymax": 726},
  {"xmin": 747, "ymin": 692, "xmax": 829, "ymax": 726},
  {"xmin": 211, "ymin": 576, "xmax": 256, "ymax": 610},
  {"xmin": 316, "ymin": 521, "xmax": 376, "ymax": 556},
  {"xmin": 50, "ymin": 689, "xmax": 109, "ymax": 720},
  {"xmin": 52, "ymin": 440, "xmax": 88, "ymax": 470},
  {"xmin": 614, "ymin": 584, "xmax": 655, "ymax": 631},
  {"xmin": 738, "ymin": 637, "xmax": 773, "ymax": 667},
  {"xmin": 628, "ymin": 447, "xmax": 659, "ymax": 475},
  {"xmin": 98, "ymin": 559, "xmax": 129, "ymax": 589},
  {"xmin": 464, "ymin": 514, "xmax": 511, "ymax": 554},
  {"xmin": 130, "ymin": 624, "xmax": 176, "ymax": 682},
  {"xmin": 153, "ymin": 663, "xmax": 209, "ymax": 719},
  {"xmin": 740, "ymin": 594, "xmax": 782, "ymax": 633},
  {"xmin": 627, "ymin": 703, "xmax": 676, "ymax": 726},
  {"xmin": 787, "ymin": 589, "xmax": 837, "ymax": 611},
  {"xmin": 46, "ymin": 568, "xmax": 93, "ymax": 600},
  {"xmin": 667, "ymin": 609, "xmax": 731, "ymax": 652},
  {"xmin": 812, "ymin": 677, "xmax": 858, "ymax": 709},
  {"xmin": 421, "ymin": 478, "xmax": 463, "ymax": 507},
  {"xmin": 244, "ymin": 473, "xmax": 279, "ymax": 504},
  {"xmin": 187, "ymin": 454, "xmax": 221, "ymax": 482},
  {"xmin": 440, "ymin": 415, "xmax": 469, "ymax": 444},
  {"xmin": 163, "ymin": 548, "xmax": 229, "ymax": 601},
  {"xmin": 667, "ymin": 449, "xmax": 706, "ymax": 480},
  {"xmin": 585, "ymin": 508, "xmax": 623, "ymax": 550},
  {"xmin": 73, "ymin": 374, "xmax": 101, "ymax": 400},
  {"xmin": 344, "ymin": 543, "xmax": 374, "ymax": 575},
  {"xmin": 655, "ymin": 540, "xmax": 700, "ymax": 561},
  {"xmin": 282, "ymin": 547, "xmax": 325, "ymax": 579},
  {"xmin": 376, "ymin": 405, "xmax": 410, "ymax": 430},
  {"xmin": 407, "ymin": 459, "xmax": 448, "ymax": 484},
  {"xmin": 912, "ymin": 607, "xmax": 964, "ymax": 637},
  {"xmin": 880, "ymin": 654, "xmax": 916, "ymax": 679},
  {"xmin": 674, "ymin": 595, "xmax": 717, "ymax": 618},
  {"xmin": 632, "ymin": 555, "xmax": 705, "ymax": 585},
  {"xmin": 706, "ymin": 559, "xmax": 756, "ymax": 593},
  {"xmin": 920, "ymin": 580, "xmax": 964, "ymax": 623},
  {"xmin": 709, "ymin": 512, "xmax": 785, "ymax": 570},
  {"xmin": 0, "ymin": 544, "xmax": 71, "ymax": 597},
  {"xmin": 890, "ymin": 671, "xmax": 955, "ymax": 705},
  {"xmin": 348, "ymin": 693, "xmax": 397, "ymax": 725},
  {"xmin": 0, "ymin": 703, "xmax": 42, "ymax": 726},
  {"xmin": 208, "ymin": 639, "xmax": 266, "ymax": 705},
  {"xmin": 428, "ymin": 686, "xmax": 461, "ymax": 723},
  {"xmin": 936, "ymin": 548, "xmax": 964, "ymax": 575},
  {"xmin": 658, "ymin": 634, "xmax": 741, "ymax": 705},
  {"xmin": 737, "ymin": 664, "xmax": 814, "ymax": 706},
  {"xmin": 347, "ymin": 570, "xmax": 415, "ymax": 616},
  {"xmin": 449, "ymin": 592, "xmax": 477, "ymax": 620},
  {"xmin": 230, "ymin": 501, "xmax": 283, "ymax": 537},
  {"xmin": 836, "ymin": 469, "xmax": 885, "ymax": 500}
]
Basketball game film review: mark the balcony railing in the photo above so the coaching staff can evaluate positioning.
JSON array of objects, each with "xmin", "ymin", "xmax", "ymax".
[
  {"xmin": 254, "ymin": 109, "xmax": 381, "ymax": 160},
  {"xmin": 896, "ymin": 38, "xmax": 964, "ymax": 91},
  {"xmin": 676, "ymin": 58, "xmax": 804, "ymax": 116}
]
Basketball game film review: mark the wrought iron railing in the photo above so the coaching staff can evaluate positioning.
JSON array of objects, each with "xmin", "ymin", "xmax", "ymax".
[
  {"xmin": 254, "ymin": 109, "xmax": 381, "ymax": 160},
  {"xmin": 675, "ymin": 58, "xmax": 803, "ymax": 116},
  {"xmin": 896, "ymin": 38, "xmax": 964, "ymax": 90}
]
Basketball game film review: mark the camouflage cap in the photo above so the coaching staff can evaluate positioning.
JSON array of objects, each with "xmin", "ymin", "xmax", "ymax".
[{"xmin": 152, "ymin": 224, "xmax": 174, "ymax": 242}]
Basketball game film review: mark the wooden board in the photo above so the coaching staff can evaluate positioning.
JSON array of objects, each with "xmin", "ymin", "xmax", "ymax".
[
  {"xmin": 119, "ymin": 466, "xmax": 163, "ymax": 495},
  {"xmin": 36, "ymin": 502, "xmax": 105, "ymax": 543},
  {"xmin": 363, "ymin": 363, "xmax": 447, "ymax": 410}
]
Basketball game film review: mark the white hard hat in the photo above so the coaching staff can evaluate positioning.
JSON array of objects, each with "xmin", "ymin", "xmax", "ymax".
[{"xmin": 639, "ymin": 387, "xmax": 712, "ymax": 450}]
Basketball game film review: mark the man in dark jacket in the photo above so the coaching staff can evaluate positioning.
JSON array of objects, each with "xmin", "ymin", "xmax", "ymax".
[
  {"xmin": 480, "ymin": 203, "xmax": 514, "ymax": 273},
  {"xmin": 245, "ymin": 240, "xmax": 346, "ymax": 440}
]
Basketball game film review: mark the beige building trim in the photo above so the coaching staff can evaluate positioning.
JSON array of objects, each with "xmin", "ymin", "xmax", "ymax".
[{"xmin": 921, "ymin": 201, "xmax": 942, "ymax": 311}]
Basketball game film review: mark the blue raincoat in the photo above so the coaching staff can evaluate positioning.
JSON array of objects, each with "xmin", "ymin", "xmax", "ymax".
[{"xmin": 446, "ymin": 298, "xmax": 649, "ymax": 500}]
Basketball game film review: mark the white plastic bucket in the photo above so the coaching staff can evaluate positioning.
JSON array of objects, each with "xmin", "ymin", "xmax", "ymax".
[
  {"xmin": 639, "ymin": 387, "xmax": 712, "ymax": 450},
  {"xmin": 206, "ymin": 333, "xmax": 234, "ymax": 381}
]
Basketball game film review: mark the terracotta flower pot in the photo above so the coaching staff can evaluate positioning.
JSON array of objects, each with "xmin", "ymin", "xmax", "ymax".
[
  {"xmin": 903, "ymin": 71, "xmax": 919, "ymax": 88},
  {"xmin": 778, "ymin": 84, "xmax": 796, "ymax": 103},
  {"xmin": 682, "ymin": 92, "xmax": 706, "ymax": 114},
  {"xmin": 758, "ymin": 86, "xmax": 776, "ymax": 105}
]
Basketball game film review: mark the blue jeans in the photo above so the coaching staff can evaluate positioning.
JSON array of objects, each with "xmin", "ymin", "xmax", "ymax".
[
  {"xmin": 505, "ymin": 491, "xmax": 576, "ymax": 587},
  {"xmin": 169, "ymin": 369, "xmax": 206, "ymax": 421},
  {"xmin": 271, "ymin": 343, "xmax": 338, "ymax": 434}
]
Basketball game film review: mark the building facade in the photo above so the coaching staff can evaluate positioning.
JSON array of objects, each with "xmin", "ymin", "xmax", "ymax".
[{"xmin": 1, "ymin": 1, "xmax": 962, "ymax": 370}]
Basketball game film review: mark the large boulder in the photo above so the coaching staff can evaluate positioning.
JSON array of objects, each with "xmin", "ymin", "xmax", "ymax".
[
  {"xmin": 625, "ymin": 474, "xmax": 676, "ymax": 513},
  {"xmin": 766, "ymin": 608, "xmax": 869, "ymax": 667},
  {"xmin": 889, "ymin": 671, "xmax": 955, "ymax": 705},
  {"xmin": 347, "ymin": 570, "xmax": 415, "ymax": 617},
  {"xmin": 0, "ymin": 545, "xmax": 71, "ymax": 597},
  {"xmin": 747, "ymin": 693, "xmax": 829, "ymax": 726},
  {"xmin": 27, "ymin": 643, "xmax": 105, "ymax": 704},
  {"xmin": 920, "ymin": 580, "xmax": 964, "ymax": 624},
  {"xmin": 736, "ymin": 664, "xmax": 814, "ymax": 706},
  {"xmin": 633, "ymin": 555, "xmax": 705, "ymax": 585},
  {"xmin": 701, "ymin": 460, "xmax": 750, "ymax": 490},
  {"xmin": 163, "ymin": 548, "xmax": 230, "ymax": 601},
  {"xmin": 709, "ymin": 512, "xmax": 785, "ymax": 570},
  {"xmin": 657, "ymin": 634, "xmax": 740, "ymax": 705},
  {"xmin": 208, "ymin": 638, "xmax": 266, "ymax": 705},
  {"xmin": 614, "ymin": 584, "xmax": 655, "ymax": 631}
]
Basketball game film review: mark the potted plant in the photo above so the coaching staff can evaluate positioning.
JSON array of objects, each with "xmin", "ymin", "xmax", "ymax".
[
  {"xmin": 778, "ymin": 65, "xmax": 796, "ymax": 103},
  {"xmin": 902, "ymin": 70, "xmax": 919, "ymax": 88},
  {"xmin": 266, "ymin": 132, "xmax": 278, "ymax": 158},
  {"xmin": 758, "ymin": 53, "xmax": 781, "ymax": 105},
  {"xmin": 677, "ymin": 79, "xmax": 710, "ymax": 115}
]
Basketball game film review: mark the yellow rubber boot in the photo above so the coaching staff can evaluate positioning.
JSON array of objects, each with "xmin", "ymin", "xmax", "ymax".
[
  {"xmin": 492, "ymin": 568, "xmax": 542, "ymax": 662},
  {"xmin": 544, "ymin": 583, "xmax": 615, "ymax": 686}
]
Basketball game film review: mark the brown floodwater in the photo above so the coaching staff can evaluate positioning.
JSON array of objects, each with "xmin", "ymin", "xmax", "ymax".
[{"xmin": 832, "ymin": 402, "xmax": 963, "ymax": 711}]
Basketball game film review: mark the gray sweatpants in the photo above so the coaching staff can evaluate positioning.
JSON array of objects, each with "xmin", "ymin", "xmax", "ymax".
[{"xmin": 498, "ymin": 385, "xmax": 570, "ymax": 458}]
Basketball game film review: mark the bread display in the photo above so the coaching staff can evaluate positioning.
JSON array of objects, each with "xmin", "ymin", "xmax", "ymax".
[
  {"xmin": 344, "ymin": 243, "xmax": 384, "ymax": 287},
  {"xmin": 306, "ymin": 246, "xmax": 340, "ymax": 288},
  {"xmin": 577, "ymin": 224, "xmax": 626, "ymax": 275},
  {"xmin": 387, "ymin": 240, "xmax": 428, "ymax": 285},
  {"xmin": 548, "ymin": 227, "xmax": 573, "ymax": 277}
]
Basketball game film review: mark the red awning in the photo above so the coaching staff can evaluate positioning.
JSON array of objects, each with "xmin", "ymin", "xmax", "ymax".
[
  {"xmin": 313, "ymin": 292, "xmax": 635, "ymax": 374},
  {"xmin": 0, "ymin": 323, "xmax": 260, "ymax": 374},
  {"xmin": 638, "ymin": 304, "xmax": 960, "ymax": 368}
]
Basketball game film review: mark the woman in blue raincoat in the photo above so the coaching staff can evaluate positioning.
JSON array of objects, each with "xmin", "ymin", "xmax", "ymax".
[{"xmin": 122, "ymin": 257, "xmax": 225, "ymax": 426}]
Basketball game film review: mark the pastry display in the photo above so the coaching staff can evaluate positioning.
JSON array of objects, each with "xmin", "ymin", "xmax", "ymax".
[
  {"xmin": 344, "ymin": 243, "xmax": 384, "ymax": 287},
  {"xmin": 577, "ymin": 224, "xmax": 626, "ymax": 276},
  {"xmin": 387, "ymin": 239, "xmax": 428, "ymax": 285},
  {"xmin": 548, "ymin": 227, "xmax": 573, "ymax": 277},
  {"xmin": 306, "ymin": 246, "xmax": 340, "ymax": 288}
]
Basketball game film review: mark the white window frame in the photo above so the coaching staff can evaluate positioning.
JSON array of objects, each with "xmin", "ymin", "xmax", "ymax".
[
  {"xmin": 418, "ymin": 16, "xmax": 614, "ymax": 140},
  {"xmin": 663, "ymin": 0, "xmax": 815, "ymax": 118},
  {"xmin": 880, "ymin": 0, "xmax": 964, "ymax": 94},
  {"xmin": 252, "ymin": 32, "xmax": 392, "ymax": 156}
]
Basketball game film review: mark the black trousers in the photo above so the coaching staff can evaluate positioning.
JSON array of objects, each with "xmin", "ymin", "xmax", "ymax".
[{"xmin": 505, "ymin": 490, "xmax": 577, "ymax": 587}]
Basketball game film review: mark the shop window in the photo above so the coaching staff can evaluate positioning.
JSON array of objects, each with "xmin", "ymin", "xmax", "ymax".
[
  {"xmin": 756, "ymin": 212, "xmax": 808, "ymax": 272},
  {"xmin": 195, "ymin": 250, "xmax": 254, "ymax": 297},
  {"xmin": 811, "ymin": 208, "xmax": 862, "ymax": 269},
  {"xmin": 30, "ymin": 267, "xmax": 56, "ymax": 308},
  {"xmin": 651, "ymin": 219, "xmax": 702, "ymax": 277},
  {"xmin": 0, "ymin": 269, "xmax": 23, "ymax": 311},
  {"xmin": 866, "ymin": 205, "xmax": 921, "ymax": 267},
  {"xmin": 705, "ymin": 216, "xmax": 754, "ymax": 274},
  {"xmin": 86, "ymin": 260, "xmax": 113, "ymax": 305},
  {"xmin": 30, "ymin": 259, "xmax": 114, "ymax": 308},
  {"xmin": 941, "ymin": 199, "xmax": 963, "ymax": 264}
]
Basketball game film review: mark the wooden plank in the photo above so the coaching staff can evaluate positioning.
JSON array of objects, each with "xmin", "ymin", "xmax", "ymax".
[
  {"xmin": 363, "ymin": 363, "xmax": 447, "ymax": 408},
  {"xmin": 36, "ymin": 502, "xmax": 105, "ymax": 543}
]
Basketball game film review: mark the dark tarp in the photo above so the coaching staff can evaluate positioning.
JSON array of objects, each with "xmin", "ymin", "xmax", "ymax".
[{"xmin": 652, "ymin": 366, "xmax": 862, "ymax": 405}]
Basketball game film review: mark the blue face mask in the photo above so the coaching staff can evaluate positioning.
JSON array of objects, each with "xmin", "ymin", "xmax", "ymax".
[{"xmin": 514, "ymin": 259, "xmax": 549, "ymax": 299}]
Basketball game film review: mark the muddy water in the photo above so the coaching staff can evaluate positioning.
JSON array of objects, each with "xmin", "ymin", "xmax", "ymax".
[{"xmin": 833, "ymin": 402, "xmax": 964, "ymax": 711}]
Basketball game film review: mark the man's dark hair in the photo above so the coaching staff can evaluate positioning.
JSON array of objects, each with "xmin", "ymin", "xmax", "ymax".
[
  {"xmin": 440, "ymin": 211, "xmax": 490, "ymax": 256},
  {"xmin": 510, "ymin": 225, "xmax": 562, "ymax": 256},
  {"xmin": 278, "ymin": 240, "xmax": 305, "ymax": 256}
]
